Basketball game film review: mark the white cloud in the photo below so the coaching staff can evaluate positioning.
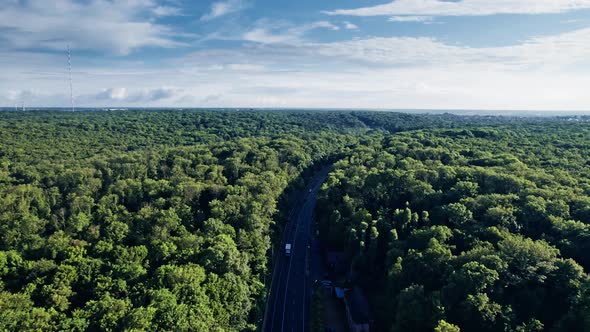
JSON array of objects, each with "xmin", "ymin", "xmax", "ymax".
[
  {"xmin": 243, "ymin": 28, "xmax": 296, "ymax": 44},
  {"xmin": 201, "ymin": 0, "xmax": 249, "ymax": 21},
  {"xmin": 110, "ymin": 87, "xmax": 183, "ymax": 103},
  {"xmin": 309, "ymin": 27, "xmax": 590, "ymax": 69},
  {"xmin": 389, "ymin": 16, "xmax": 433, "ymax": 22},
  {"xmin": 3, "ymin": 64, "xmax": 590, "ymax": 110},
  {"xmin": 0, "ymin": 0, "xmax": 186, "ymax": 55},
  {"xmin": 324, "ymin": 0, "xmax": 590, "ymax": 17},
  {"xmin": 97, "ymin": 88, "xmax": 129, "ymax": 100},
  {"xmin": 343, "ymin": 21, "xmax": 359, "ymax": 30},
  {"xmin": 3, "ymin": 17, "xmax": 590, "ymax": 110},
  {"xmin": 1, "ymin": 86, "xmax": 187, "ymax": 107},
  {"xmin": 134, "ymin": 87, "xmax": 182, "ymax": 102},
  {"xmin": 136, "ymin": 26, "xmax": 590, "ymax": 109},
  {"xmin": 152, "ymin": 6, "xmax": 183, "ymax": 17},
  {"xmin": 315, "ymin": 21, "xmax": 341, "ymax": 31},
  {"xmin": 83, "ymin": 87, "xmax": 186, "ymax": 104},
  {"xmin": 226, "ymin": 63, "xmax": 266, "ymax": 71},
  {"xmin": 242, "ymin": 20, "xmax": 340, "ymax": 44}
]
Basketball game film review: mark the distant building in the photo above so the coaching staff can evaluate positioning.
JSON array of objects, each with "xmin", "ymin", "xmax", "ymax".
[{"xmin": 343, "ymin": 287, "xmax": 370, "ymax": 332}]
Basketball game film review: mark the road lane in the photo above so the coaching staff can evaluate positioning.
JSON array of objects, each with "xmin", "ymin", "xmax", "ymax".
[{"xmin": 264, "ymin": 167, "xmax": 330, "ymax": 332}]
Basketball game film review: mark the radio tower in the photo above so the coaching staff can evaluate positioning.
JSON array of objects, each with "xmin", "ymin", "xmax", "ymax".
[{"xmin": 68, "ymin": 44, "xmax": 75, "ymax": 112}]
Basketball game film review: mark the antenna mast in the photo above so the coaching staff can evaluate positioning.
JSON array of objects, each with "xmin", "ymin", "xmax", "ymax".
[{"xmin": 68, "ymin": 44, "xmax": 75, "ymax": 112}]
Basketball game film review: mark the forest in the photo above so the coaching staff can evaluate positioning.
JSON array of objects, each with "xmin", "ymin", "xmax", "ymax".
[
  {"xmin": 316, "ymin": 124, "xmax": 590, "ymax": 331},
  {"xmin": 0, "ymin": 110, "xmax": 589, "ymax": 331}
]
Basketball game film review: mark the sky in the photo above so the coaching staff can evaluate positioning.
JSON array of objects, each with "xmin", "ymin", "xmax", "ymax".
[{"xmin": 2, "ymin": 0, "xmax": 590, "ymax": 111}]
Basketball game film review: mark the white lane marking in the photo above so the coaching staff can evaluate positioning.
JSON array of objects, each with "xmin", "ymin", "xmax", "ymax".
[
  {"xmin": 281, "ymin": 192, "xmax": 303, "ymax": 331},
  {"xmin": 302, "ymin": 254, "xmax": 307, "ymax": 332},
  {"xmin": 267, "ymin": 197, "xmax": 299, "ymax": 331},
  {"xmin": 279, "ymin": 172, "xmax": 328, "ymax": 332},
  {"xmin": 268, "ymin": 255, "xmax": 285, "ymax": 331}
]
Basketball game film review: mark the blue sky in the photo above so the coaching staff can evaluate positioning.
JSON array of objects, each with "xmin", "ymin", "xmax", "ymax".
[{"xmin": 2, "ymin": 0, "xmax": 590, "ymax": 110}]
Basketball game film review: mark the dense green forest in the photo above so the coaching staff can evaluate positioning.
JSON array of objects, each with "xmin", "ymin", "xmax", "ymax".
[
  {"xmin": 316, "ymin": 125, "xmax": 590, "ymax": 331},
  {"xmin": 0, "ymin": 110, "xmax": 362, "ymax": 331},
  {"xmin": 0, "ymin": 110, "xmax": 589, "ymax": 331}
]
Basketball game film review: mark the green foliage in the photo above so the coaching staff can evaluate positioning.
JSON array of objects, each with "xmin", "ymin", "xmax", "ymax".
[
  {"xmin": 0, "ymin": 110, "xmax": 359, "ymax": 330},
  {"xmin": 310, "ymin": 290, "xmax": 325, "ymax": 332},
  {"xmin": 2, "ymin": 110, "xmax": 590, "ymax": 330},
  {"xmin": 435, "ymin": 320, "xmax": 461, "ymax": 332},
  {"xmin": 316, "ymin": 125, "xmax": 590, "ymax": 331}
]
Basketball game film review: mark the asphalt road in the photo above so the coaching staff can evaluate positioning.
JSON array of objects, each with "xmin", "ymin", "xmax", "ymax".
[{"xmin": 263, "ymin": 167, "xmax": 330, "ymax": 332}]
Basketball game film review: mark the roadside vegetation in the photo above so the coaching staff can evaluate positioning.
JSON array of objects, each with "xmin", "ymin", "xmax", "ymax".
[
  {"xmin": 0, "ymin": 110, "xmax": 589, "ymax": 331},
  {"xmin": 310, "ymin": 289, "xmax": 325, "ymax": 332},
  {"xmin": 316, "ymin": 125, "xmax": 590, "ymax": 331},
  {"xmin": 0, "ymin": 110, "xmax": 353, "ymax": 331}
]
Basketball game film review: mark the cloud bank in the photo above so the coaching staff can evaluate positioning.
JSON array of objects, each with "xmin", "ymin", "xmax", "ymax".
[
  {"xmin": 2, "ymin": 0, "xmax": 590, "ymax": 110},
  {"xmin": 4, "ymin": 23, "xmax": 590, "ymax": 110},
  {"xmin": 324, "ymin": 0, "xmax": 590, "ymax": 17},
  {"xmin": 0, "ymin": 0, "xmax": 186, "ymax": 55}
]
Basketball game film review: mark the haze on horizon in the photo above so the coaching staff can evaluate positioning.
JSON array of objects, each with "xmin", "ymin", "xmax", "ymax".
[{"xmin": 2, "ymin": 0, "xmax": 590, "ymax": 111}]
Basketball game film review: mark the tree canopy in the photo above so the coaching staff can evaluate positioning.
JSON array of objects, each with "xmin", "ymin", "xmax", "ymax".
[
  {"xmin": 316, "ymin": 125, "xmax": 590, "ymax": 331},
  {"xmin": 1, "ymin": 109, "xmax": 589, "ymax": 331}
]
